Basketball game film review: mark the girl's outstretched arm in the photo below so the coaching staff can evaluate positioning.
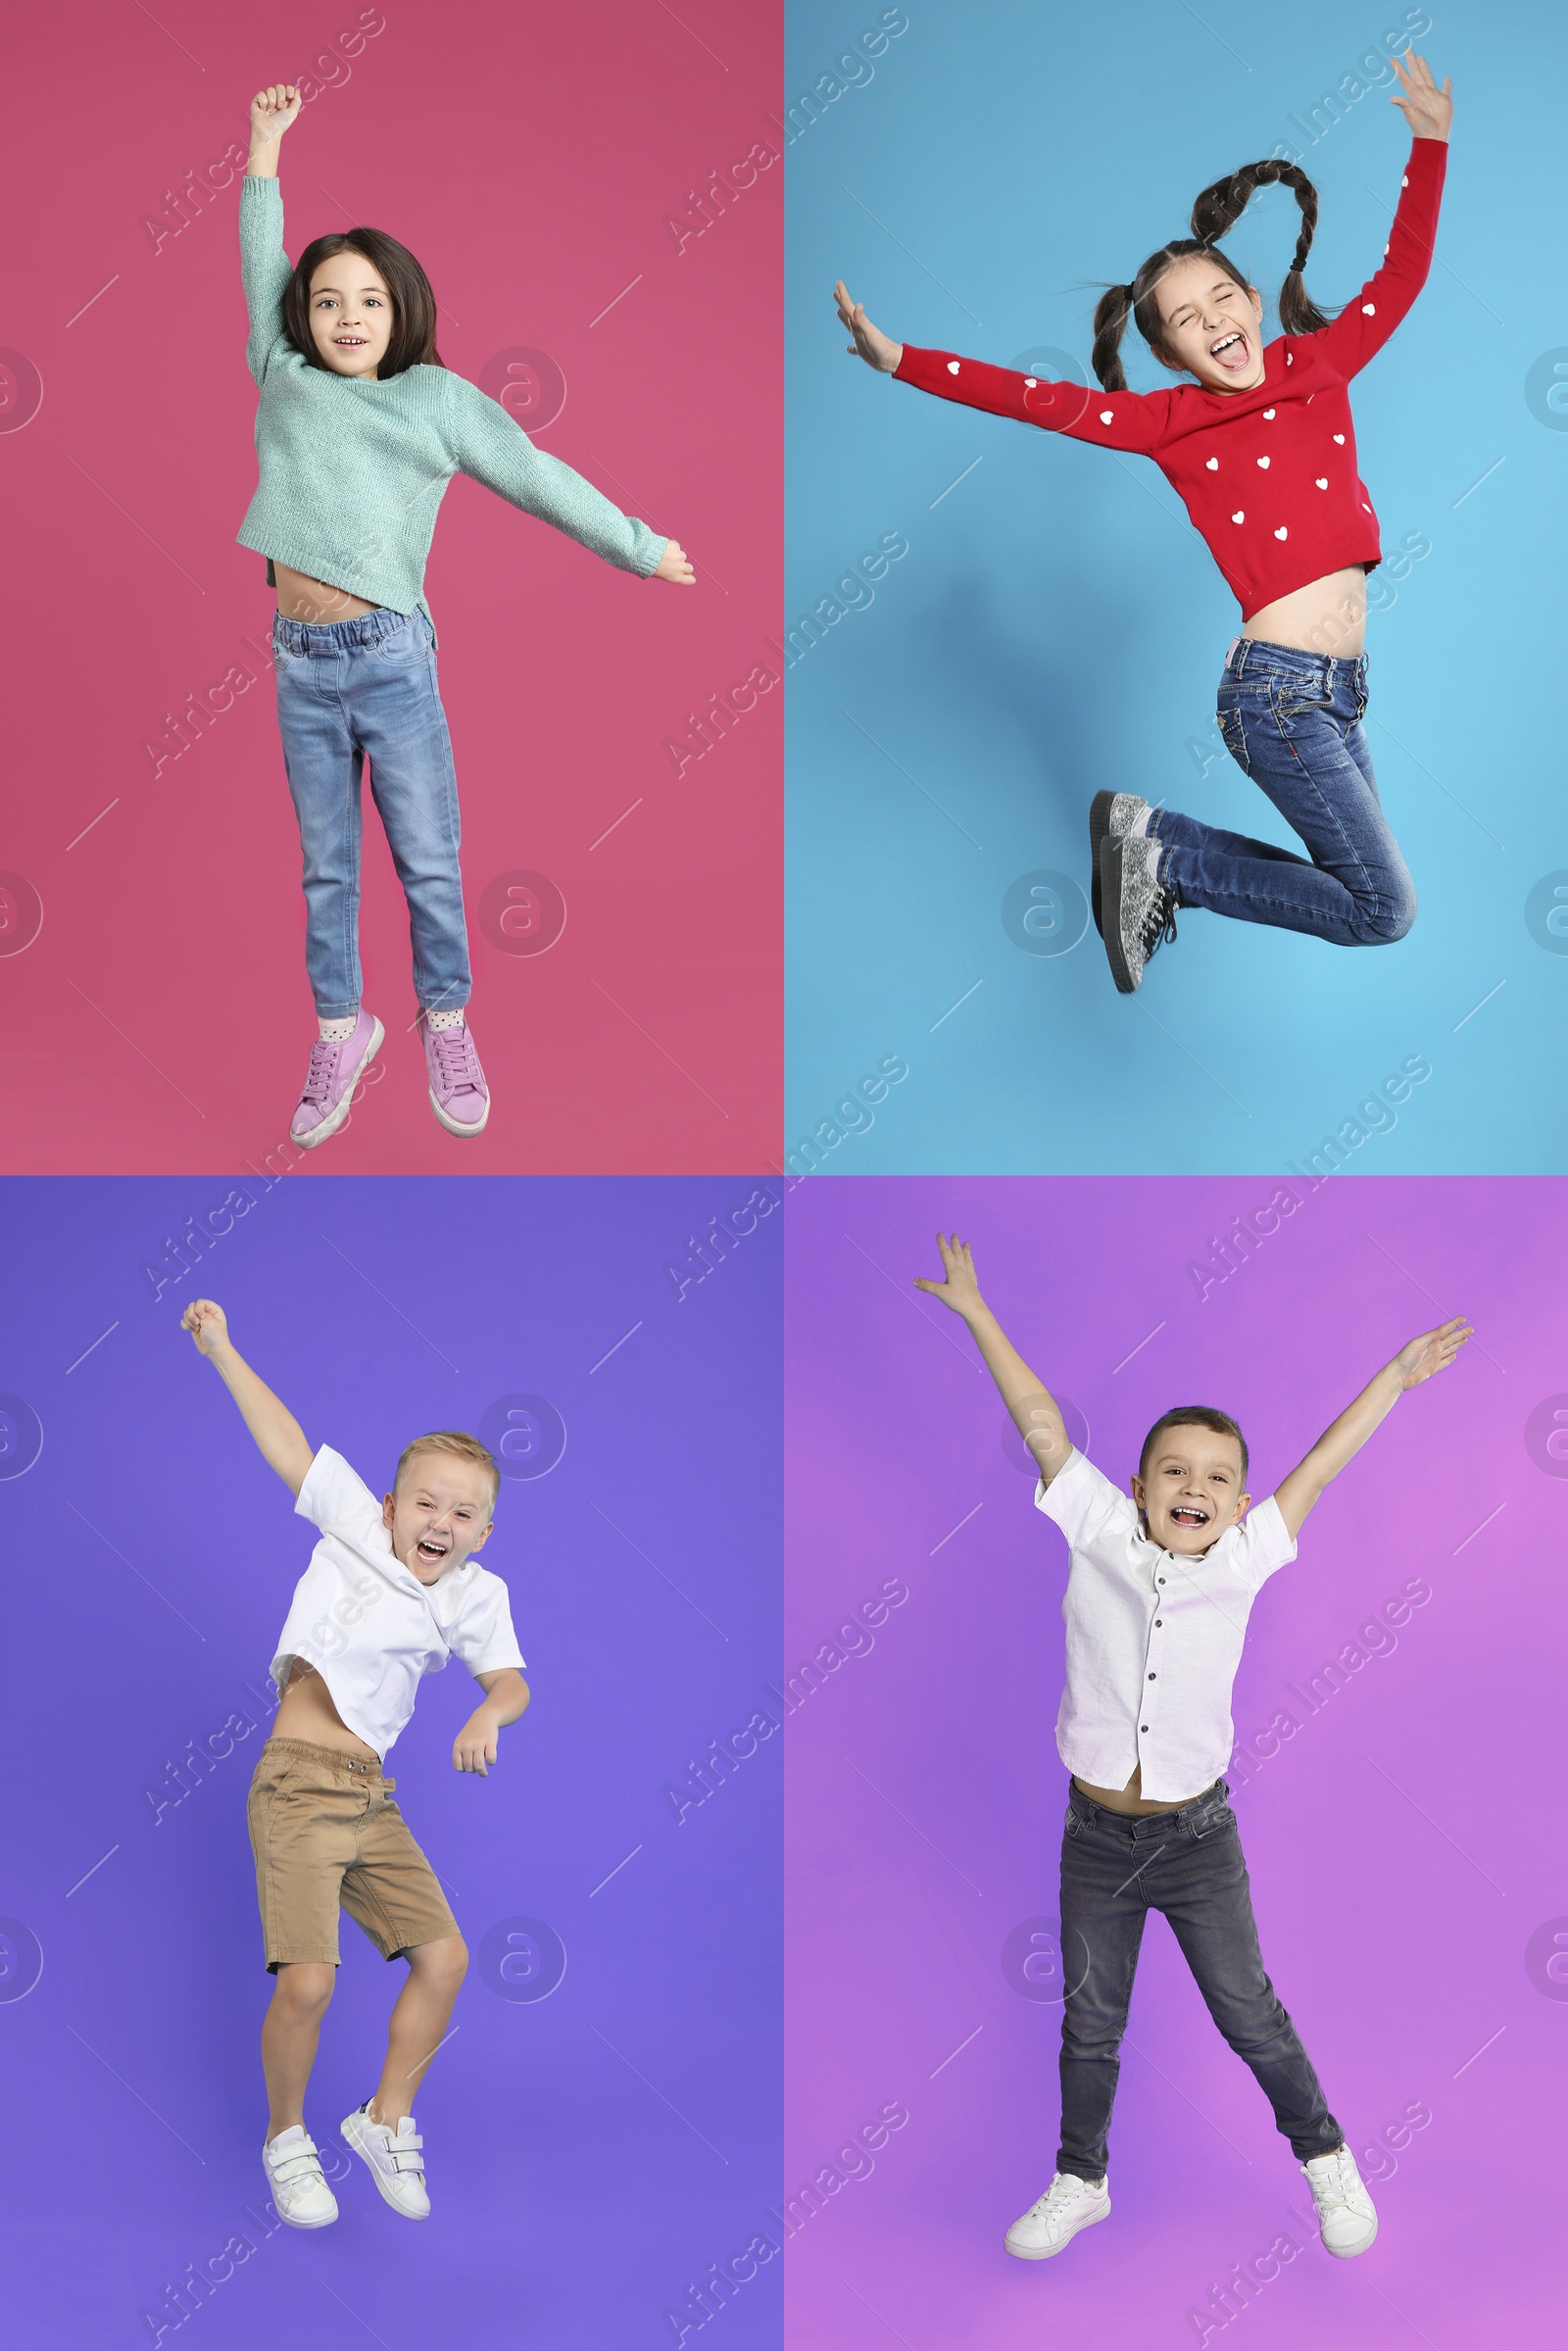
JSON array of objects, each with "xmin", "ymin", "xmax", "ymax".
[
  {"xmin": 441, "ymin": 373, "xmax": 675, "ymax": 580},
  {"xmin": 1314, "ymin": 51, "xmax": 1451, "ymax": 381},
  {"xmin": 240, "ymin": 84, "xmax": 301, "ymax": 385},
  {"xmin": 834, "ymin": 278, "xmax": 1171, "ymax": 456}
]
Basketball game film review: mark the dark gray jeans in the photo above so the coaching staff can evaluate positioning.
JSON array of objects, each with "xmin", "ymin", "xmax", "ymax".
[{"xmin": 1056, "ymin": 1776, "xmax": 1343, "ymax": 2180}]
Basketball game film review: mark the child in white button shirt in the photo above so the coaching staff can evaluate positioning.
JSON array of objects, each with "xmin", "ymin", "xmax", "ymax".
[
  {"xmin": 182, "ymin": 1298, "xmax": 530, "ymax": 2230},
  {"xmin": 914, "ymin": 1236, "xmax": 1469, "ymax": 2268}
]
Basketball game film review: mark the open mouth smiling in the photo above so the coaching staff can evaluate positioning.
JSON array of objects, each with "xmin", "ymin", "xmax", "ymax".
[
  {"xmin": 415, "ymin": 1534, "xmax": 450, "ymax": 1564},
  {"xmin": 1208, "ymin": 329, "xmax": 1249, "ymax": 369},
  {"xmin": 1169, "ymin": 1504, "xmax": 1211, "ymax": 1529}
]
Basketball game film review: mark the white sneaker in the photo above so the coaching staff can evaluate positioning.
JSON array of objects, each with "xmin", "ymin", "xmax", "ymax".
[
  {"xmin": 1300, "ymin": 2144, "xmax": 1378, "ymax": 2257},
  {"xmin": 1004, "ymin": 2170, "xmax": 1110, "ymax": 2260},
  {"xmin": 341, "ymin": 2101, "xmax": 431, "ymax": 2219},
  {"xmin": 262, "ymin": 2125, "xmax": 339, "ymax": 2229}
]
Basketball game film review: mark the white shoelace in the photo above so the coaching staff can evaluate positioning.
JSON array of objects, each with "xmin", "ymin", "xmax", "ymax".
[
  {"xmin": 1304, "ymin": 2149, "xmax": 1363, "ymax": 2213},
  {"xmin": 1028, "ymin": 2174, "xmax": 1096, "ymax": 2223}
]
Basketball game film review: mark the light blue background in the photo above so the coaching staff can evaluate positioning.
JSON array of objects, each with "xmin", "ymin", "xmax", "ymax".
[{"xmin": 785, "ymin": 0, "xmax": 1567, "ymax": 1172}]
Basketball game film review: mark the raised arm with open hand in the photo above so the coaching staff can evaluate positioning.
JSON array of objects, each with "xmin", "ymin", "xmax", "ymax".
[
  {"xmin": 833, "ymin": 279, "xmax": 904, "ymax": 373},
  {"xmin": 1273, "ymin": 1315, "xmax": 1472, "ymax": 1542},
  {"xmin": 1388, "ymin": 47, "xmax": 1452, "ymax": 140},
  {"xmin": 913, "ymin": 1233, "xmax": 1073, "ymax": 1484},
  {"xmin": 180, "ymin": 1299, "xmax": 316, "ymax": 1495}
]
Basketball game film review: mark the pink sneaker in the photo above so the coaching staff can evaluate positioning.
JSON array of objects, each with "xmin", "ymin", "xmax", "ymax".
[
  {"xmin": 290, "ymin": 1011, "xmax": 384, "ymax": 1149},
  {"xmin": 417, "ymin": 1011, "xmax": 490, "ymax": 1136}
]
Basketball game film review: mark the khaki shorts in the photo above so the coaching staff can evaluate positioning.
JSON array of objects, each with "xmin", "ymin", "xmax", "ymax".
[{"xmin": 247, "ymin": 1738, "xmax": 460, "ymax": 1972}]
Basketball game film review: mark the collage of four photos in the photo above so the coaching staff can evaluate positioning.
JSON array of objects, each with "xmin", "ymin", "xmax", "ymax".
[{"xmin": 1, "ymin": 4, "xmax": 1563, "ymax": 2347}]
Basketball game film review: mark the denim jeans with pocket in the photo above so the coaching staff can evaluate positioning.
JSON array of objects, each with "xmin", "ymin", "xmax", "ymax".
[
  {"xmin": 272, "ymin": 603, "xmax": 469, "ymax": 1020},
  {"xmin": 1152, "ymin": 636, "xmax": 1417, "ymax": 947},
  {"xmin": 1055, "ymin": 1777, "xmax": 1343, "ymax": 2181}
]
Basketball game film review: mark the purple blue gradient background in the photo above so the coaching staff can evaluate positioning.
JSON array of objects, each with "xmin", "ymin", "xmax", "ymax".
[
  {"xmin": 785, "ymin": 1177, "xmax": 1565, "ymax": 2350},
  {"xmin": 0, "ymin": 1178, "xmax": 780, "ymax": 2350}
]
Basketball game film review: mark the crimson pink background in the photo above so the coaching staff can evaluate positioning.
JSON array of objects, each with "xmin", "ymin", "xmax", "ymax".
[
  {"xmin": 0, "ymin": 0, "xmax": 779, "ymax": 1173},
  {"xmin": 785, "ymin": 1177, "xmax": 1565, "ymax": 2350}
]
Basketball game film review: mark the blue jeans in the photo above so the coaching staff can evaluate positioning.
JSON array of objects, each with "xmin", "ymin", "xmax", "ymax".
[
  {"xmin": 1056, "ymin": 1778, "xmax": 1342, "ymax": 2181},
  {"xmin": 272, "ymin": 604, "xmax": 469, "ymax": 1020},
  {"xmin": 1153, "ymin": 637, "xmax": 1417, "ymax": 947}
]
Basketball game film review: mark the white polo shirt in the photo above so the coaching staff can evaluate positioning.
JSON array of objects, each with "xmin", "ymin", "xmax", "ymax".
[
  {"xmin": 271, "ymin": 1445, "xmax": 525, "ymax": 1759},
  {"xmin": 1035, "ymin": 1447, "xmax": 1296, "ymax": 1803}
]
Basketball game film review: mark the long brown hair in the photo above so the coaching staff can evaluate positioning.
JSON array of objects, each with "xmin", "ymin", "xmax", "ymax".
[
  {"xmin": 282, "ymin": 226, "xmax": 446, "ymax": 378},
  {"xmin": 1091, "ymin": 159, "xmax": 1336, "ymax": 393}
]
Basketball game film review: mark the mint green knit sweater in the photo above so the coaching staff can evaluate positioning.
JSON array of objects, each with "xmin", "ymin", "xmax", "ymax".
[{"xmin": 236, "ymin": 174, "xmax": 668, "ymax": 643}]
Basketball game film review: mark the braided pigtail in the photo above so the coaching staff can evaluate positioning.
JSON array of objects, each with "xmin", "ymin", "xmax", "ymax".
[
  {"xmin": 1090, "ymin": 283, "xmax": 1136, "ymax": 392},
  {"xmin": 1190, "ymin": 158, "xmax": 1333, "ymax": 335}
]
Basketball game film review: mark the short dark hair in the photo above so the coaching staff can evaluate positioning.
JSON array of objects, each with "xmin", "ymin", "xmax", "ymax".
[
  {"xmin": 1138, "ymin": 1407, "xmax": 1249, "ymax": 1488},
  {"xmin": 283, "ymin": 227, "xmax": 446, "ymax": 378}
]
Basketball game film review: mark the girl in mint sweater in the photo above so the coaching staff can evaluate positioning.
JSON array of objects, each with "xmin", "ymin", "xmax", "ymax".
[{"xmin": 240, "ymin": 82, "xmax": 693, "ymax": 1148}]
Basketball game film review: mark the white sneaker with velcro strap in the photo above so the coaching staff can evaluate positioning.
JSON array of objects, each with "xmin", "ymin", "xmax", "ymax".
[
  {"xmin": 262, "ymin": 2125, "xmax": 339, "ymax": 2229},
  {"xmin": 341, "ymin": 2101, "xmax": 431, "ymax": 2219},
  {"xmin": 1300, "ymin": 2143, "xmax": 1379, "ymax": 2256}
]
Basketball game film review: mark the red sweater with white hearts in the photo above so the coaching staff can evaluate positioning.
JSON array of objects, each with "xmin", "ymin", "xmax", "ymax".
[{"xmin": 892, "ymin": 137, "xmax": 1446, "ymax": 620}]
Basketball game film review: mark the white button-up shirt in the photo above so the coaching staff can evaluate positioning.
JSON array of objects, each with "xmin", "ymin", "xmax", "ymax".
[
  {"xmin": 1035, "ymin": 1448, "xmax": 1296, "ymax": 1803},
  {"xmin": 271, "ymin": 1445, "xmax": 525, "ymax": 1759}
]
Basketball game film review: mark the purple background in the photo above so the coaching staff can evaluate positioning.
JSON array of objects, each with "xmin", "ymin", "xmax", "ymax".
[
  {"xmin": 0, "ymin": 1178, "xmax": 780, "ymax": 2349},
  {"xmin": 785, "ymin": 1178, "xmax": 1565, "ymax": 2350}
]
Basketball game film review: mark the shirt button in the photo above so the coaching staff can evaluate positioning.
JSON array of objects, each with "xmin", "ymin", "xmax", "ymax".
[
  {"xmin": 1141, "ymin": 1724, "xmax": 1149, "ymax": 1733},
  {"xmin": 1155, "ymin": 1619, "xmax": 1162, "ymax": 1627},
  {"xmin": 1148, "ymin": 1672, "xmax": 1156, "ymax": 1681}
]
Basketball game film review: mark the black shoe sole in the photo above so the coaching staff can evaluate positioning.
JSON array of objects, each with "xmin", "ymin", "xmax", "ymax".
[
  {"xmin": 1087, "ymin": 790, "xmax": 1117, "ymax": 940},
  {"xmin": 1099, "ymin": 837, "xmax": 1139, "ymax": 994}
]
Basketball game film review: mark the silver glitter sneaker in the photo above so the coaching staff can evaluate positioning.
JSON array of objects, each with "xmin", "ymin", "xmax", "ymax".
[
  {"xmin": 1088, "ymin": 792, "xmax": 1150, "ymax": 939},
  {"xmin": 1100, "ymin": 829, "xmax": 1179, "ymax": 993}
]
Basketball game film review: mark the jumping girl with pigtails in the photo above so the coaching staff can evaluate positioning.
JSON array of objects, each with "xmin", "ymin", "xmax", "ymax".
[
  {"xmin": 239, "ymin": 84, "xmax": 694, "ymax": 1148},
  {"xmin": 834, "ymin": 48, "xmax": 1451, "ymax": 994}
]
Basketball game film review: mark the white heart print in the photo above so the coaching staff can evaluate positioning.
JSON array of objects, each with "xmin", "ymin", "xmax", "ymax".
[
  {"xmin": 1100, "ymin": 410, "xmax": 1113, "ymax": 423},
  {"xmin": 1231, "ymin": 511, "xmax": 1245, "ymax": 524},
  {"xmin": 1262, "ymin": 409, "xmax": 1275, "ymax": 420},
  {"xmin": 1315, "ymin": 477, "xmax": 1328, "ymax": 489},
  {"xmin": 1362, "ymin": 303, "xmax": 1376, "ymax": 316},
  {"xmin": 1205, "ymin": 458, "xmax": 1218, "ymax": 470},
  {"xmin": 947, "ymin": 361, "xmax": 959, "ymax": 374},
  {"xmin": 1024, "ymin": 377, "xmax": 1037, "ymax": 387},
  {"xmin": 1255, "ymin": 456, "xmax": 1269, "ymax": 469},
  {"xmin": 1333, "ymin": 433, "xmax": 1345, "ymax": 445},
  {"xmin": 1274, "ymin": 526, "xmax": 1288, "ymax": 540}
]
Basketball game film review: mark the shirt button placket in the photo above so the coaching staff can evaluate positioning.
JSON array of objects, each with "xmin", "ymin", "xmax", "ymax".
[{"xmin": 1141, "ymin": 1560, "xmax": 1169, "ymax": 1752}]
